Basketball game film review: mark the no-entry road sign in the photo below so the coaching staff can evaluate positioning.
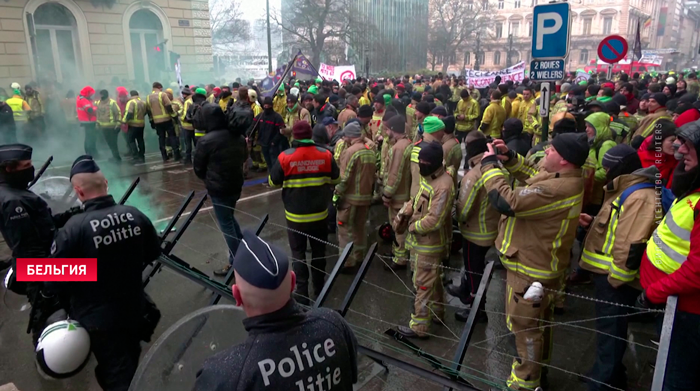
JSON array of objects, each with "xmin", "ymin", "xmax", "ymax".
[{"xmin": 598, "ymin": 35, "xmax": 628, "ymax": 64}]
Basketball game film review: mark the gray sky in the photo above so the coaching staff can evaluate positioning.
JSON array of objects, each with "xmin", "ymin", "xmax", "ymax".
[{"xmin": 238, "ymin": 0, "xmax": 281, "ymax": 21}]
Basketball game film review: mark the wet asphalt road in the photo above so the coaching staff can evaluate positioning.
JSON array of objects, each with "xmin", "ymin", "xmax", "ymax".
[{"xmin": 0, "ymin": 144, "xmax": 660, "ymax": 391}]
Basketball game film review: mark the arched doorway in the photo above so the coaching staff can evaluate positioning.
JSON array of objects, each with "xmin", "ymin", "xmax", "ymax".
[
  {"xmin": 32, "ymin": 3, "xmax": 80, "ymax": 83},
  {"xmin": 129, "ymin": 9, "xmax": 164, "ymax": 83}
]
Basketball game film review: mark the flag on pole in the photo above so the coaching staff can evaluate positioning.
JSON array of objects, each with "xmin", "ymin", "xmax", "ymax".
[
  {"xmin": 633, "ymin": 20, "xmax": 642, "ymax": 61},
  {"xmin": 643, "ymin": 18, "xmax": 652, "ymax": 29}
]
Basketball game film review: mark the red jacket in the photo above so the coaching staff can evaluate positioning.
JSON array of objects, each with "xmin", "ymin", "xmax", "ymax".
[
  {"xmin": 640, "ymin": 189, "xmax": 700, "ymax": 314},
  {"xmin": 637, "ymin": 135, "xmax": 677, "ymax": 189},
  {"xmin": 675, "ymin": 107, "xmax": 700, "ymax": 127}
]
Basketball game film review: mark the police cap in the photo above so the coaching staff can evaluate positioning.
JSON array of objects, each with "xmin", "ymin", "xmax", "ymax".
[
  {"xmin": 0, "ymin": 144, "xmax": 32, "ymax": 164},
  {"xmin": 70, "ymin": 155, "xmax": 100, "ymax": 179},
  {"xmin": 233, "ymin": 230, "xmax": 290, "ymax": 290}
]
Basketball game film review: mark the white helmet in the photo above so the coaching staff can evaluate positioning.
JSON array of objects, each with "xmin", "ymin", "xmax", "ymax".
[{"xmin": 35, "ymin": 320, "xmax": 91, "ymax": 378}]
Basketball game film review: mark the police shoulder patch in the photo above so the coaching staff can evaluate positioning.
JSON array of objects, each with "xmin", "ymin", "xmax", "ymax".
[{"xmin": 50, "ymin": 241, "xmax": 57, "ymax": 255}]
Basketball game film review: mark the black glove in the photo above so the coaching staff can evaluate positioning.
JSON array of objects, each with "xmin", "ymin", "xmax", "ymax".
[{"xmin": 635, "ymin": 290, "xmax": 663, "ymax": 310}]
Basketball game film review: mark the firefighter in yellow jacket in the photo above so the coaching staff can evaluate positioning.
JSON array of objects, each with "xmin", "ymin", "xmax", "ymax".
[
  {"xmin": 95, "ymin": 89, "xmax": 122, "ymax": 162},
  {"xmin": 179, "ymin": 88, "xmax": 196, "ymax": 165},
  {"xmin": 122, "ymin": 90, "xmax": 147, "ymax": 163},
  {"xmin": 147, "ymin": 82, "xmax": 181, "ymax": 162},
  {"xmin": 480, "ymin": 90, "xmax": 507, "ymax": 139},
  {"xmin": 454, "ymin": 89, "xmax": 480, "ymax": 143},
  {"xmin": 480, "ymin": 134, "xmax": 589, "ymax": 390},
  {"xmin": 448, "ymin": 130, "xmax": 503, "ymax": 322},
  {"xmin": 382, "ymin": 115, "xmax": 413, "ymax": 271},
  {"xmin": 578, "ymin": 145, "xmax": 660, "ymax": 389},
  {"xmin": 395, "ymin": 141, "xmax": 454, "ymax": 339},
  {"xmin": 516, "ymin": 87, "xmax": 539, "ymax": 145},
  {"xmin": 334, "ymin": 121, "xmax": 377, "ymax": 272}
]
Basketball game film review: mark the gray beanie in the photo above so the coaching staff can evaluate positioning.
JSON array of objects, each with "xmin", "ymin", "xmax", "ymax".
[
  {"xmin": 344, "ymin": 121, "xmax": 362, "ymax": 138},
  {"xmin": 561, "ymin": 83, "xmax": 572, "ymax": 93}
]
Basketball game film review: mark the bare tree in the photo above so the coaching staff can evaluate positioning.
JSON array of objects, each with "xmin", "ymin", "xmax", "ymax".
[
  {"xmin": 270, "ymin": 0, "xmax": 372, "ymax": 67},
  {"xmin": 429, "ymin": 0, "xmax": 495, "ymax": 73},
  {"xmin": 210, "ymin": 0, "xmax": 252, "ymax": 55}
]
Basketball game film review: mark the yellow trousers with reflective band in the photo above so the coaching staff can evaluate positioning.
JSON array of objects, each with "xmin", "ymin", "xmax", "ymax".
[
  {"xmin": 337, "ymin": 203, "xmax": 369, "ymax": 267},
  {"xmin": 388, "ymin": 206, "xmax": 407, "ymax": 265},
  {"xmin": 410, "ymin": 253, "xmax": 445, "ymax": 336},
  {"xmin": 505, "ymin": 270, "xmax": 556, "ymax": 390}
]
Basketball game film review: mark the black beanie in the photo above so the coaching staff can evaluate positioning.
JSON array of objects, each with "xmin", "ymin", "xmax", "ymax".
[
  {"xmin": 415, "ymin": 102, "xmax": 431, "ymax": 115},
  {"xmin": 651, "ymin": 92, "xmax": 668, "ymax": 107},
  {"xmin": 502, "ymin": 117, "xmax": 523, "ymax": 139},
  {"xmin": 417, "ymin": 141, "xmax": 444, "ymax": 175},
  {"xmin": 552, "ymin": 118, "xmax": 578, "ymax": 135},
  {"xmin": 412, "ymin": 92, "xmax": 422, "ymax": 102},
  {"xmin": 357, "ymin": 104, "xmax": 373, "ymax": 118},
  {"xmin": 602, "ymin": 144, "xmax": 642, "ymax": 183},
  {"xmin": 385, "ymin": 115, "xmax": 406, "ymax": 134},
  {"xmin": 550, "ymin": 133, "xmax": 590, "ymax": 167},
  {"xmin": 431, "ymin": 106, "xmax": 448, "ymax": 117},
  {"xmin": 442, "ymin": 115, "xmax": 456, "ymax": 134}
]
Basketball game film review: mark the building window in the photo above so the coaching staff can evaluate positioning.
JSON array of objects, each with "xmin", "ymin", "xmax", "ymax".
[
  {"xmin": 514, "ymin": 0, "xmax": 521, "ymax": 8},
  {"xmin": 496, "ymin": 22, "xmax": 503, "ymax": 38},
  {"xmin": 467, "ymin": 1, "xmax": 474, "ymax": 10},
  {"xmin": 494, "ymin": 51, "xmax": 501, "ymax": 65},
  {"xmin": 464, "ymin": 51, "xmax": 471, "ymax": 65},
  {"xmin": 583, "ymin": 18, "xmax": 592, "ymax": 35},
  {"xmin": 498, "ymin": 0, "xmax": 504, "ymax": 9},
  {"xmin": 511, "ymin": 21, "xmax": 520, "ymax": 36},
  {"xmin": 603, "ymin": 17, "xmax": 613, "ymax": 34},
  {"xmin": 527, "ymin": 21, "xmax": 532, "ymax": 37},
  {"xmin": 580, "ymin": 49, "xmax": 589, "ymax": 63},
  {"xmin": 482, "ymin": 0, "xmax": 488, "ymax": 10},
  {"xmin": 478, "ymin": 52, "xmax": 485, "ymax": 65}
]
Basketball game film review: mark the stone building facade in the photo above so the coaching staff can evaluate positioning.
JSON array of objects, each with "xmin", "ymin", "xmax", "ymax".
[
  {"xmin": 0, "ymin": 0, "xmax": 213, "ymax": 88},
  {"xmin": 449, "ymin": 0, "xmax": 658, "ymax": 72}
]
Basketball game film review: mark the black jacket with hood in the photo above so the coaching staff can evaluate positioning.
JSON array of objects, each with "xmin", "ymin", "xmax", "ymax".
[
  {"xmin": 502, "ymin": 118, "xmax": 531, "ymax": 157},
  {"xmin": 250, "ymin": 108, "xmax": 285, "ymax": 147},
  {"xmin": 193, "ymin": 104, "xmax": 247, "ymax": 199}
]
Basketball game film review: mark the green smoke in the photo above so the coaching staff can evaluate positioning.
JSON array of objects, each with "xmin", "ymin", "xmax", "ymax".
[{"xmin": 100, "ymin": 165, "xmax": 164, "ymax": 224}]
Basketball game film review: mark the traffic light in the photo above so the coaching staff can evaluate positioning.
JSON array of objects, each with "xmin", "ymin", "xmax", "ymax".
[{"xmin": 152, "ymin": 43, "xmax": 165, "ymax": 72}]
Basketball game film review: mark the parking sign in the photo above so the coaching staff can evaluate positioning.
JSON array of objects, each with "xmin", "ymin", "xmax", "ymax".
[{"xmin": 531, "ymin": 3, "xmax": 571, "ymax": 59}]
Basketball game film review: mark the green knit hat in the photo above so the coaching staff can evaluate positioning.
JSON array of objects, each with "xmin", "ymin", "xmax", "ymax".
[
  {"xmin": 308, "ymin": 85, "xmax": 318, "ymax": 94},
  {"xmin": 315, "ymin": 77, "xmax": 323, "ymax": 83},
  {"xmin": 278, "ymin": 85, "xmax": 285, "ymax": 91},
  {"xmin": 383, "ymin": 94, "xmax": 391, "ymax": 106},
  {"xmin": 423, "ymin": 117, "xmax": 445, "ymax": 134},
  {"xmin": 195, "ymin": 87, "xmax": 206, "ymax": 95}
]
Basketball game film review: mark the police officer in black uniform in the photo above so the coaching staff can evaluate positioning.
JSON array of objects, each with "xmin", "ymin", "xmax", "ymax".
[
  {"xmin": 195, "ymin": 230, "xmax": 358, "ymax": 391},
  {"xmin": 45, "ymin": 155, "xmax": 162, "ymax": 391},
  {"xmin": 0, "ymin": 143, "xmax": 80, "ymax": 343}
]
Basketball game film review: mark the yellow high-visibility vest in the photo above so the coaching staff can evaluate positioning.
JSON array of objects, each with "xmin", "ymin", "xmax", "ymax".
[{"xmin": 646, "ymin": 193, "xmax": 700, "ymax": 274}]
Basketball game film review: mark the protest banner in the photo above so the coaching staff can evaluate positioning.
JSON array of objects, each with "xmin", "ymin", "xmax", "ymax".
[
  {"xmin": 319, "ymin": 63, "xmax": 357, "ymax": 82},
  {"xmin": 465, "ymin": 62, "xmax": 525, "ymax": 88}
]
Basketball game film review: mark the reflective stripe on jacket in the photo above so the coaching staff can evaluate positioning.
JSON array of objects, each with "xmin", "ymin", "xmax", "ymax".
[
  {"xmin": 406, "ymin": 167, "xmax": 454, "ymax": 255},
  {"xmin": 95, "ymin": 99, "xmax": 121, "ymax": 127},
  {"xmin": 6, "ymin": 96, "xmax": 30, "ymax": 122},
  {"xmin": 147, "ymin": 91, "xmax": 172, "ymax": 124},
  {"xmin": 456, "ymin": 154, "xmax": 503, "ymax": 247},
  {"xmin": 646, "ymin": 192, "xmax": 700, "ymax": 274},
  {"xmin": 481, "ymin": 153, "xmax": 584, "ymax": 280},
  {"xmin": 580, "ymin": 169, "xmax": 661, "ymax": 287},
  {"xmin": 335, "ymin": 138, "xmax": 376, "ymax": 206},
  {"xmin": 123, "ymin": 97, "xmax": 146, "ymax": 127},
  {"xmin": 268, "ymin": 141, "xmax": 340, "ymax": 223}
]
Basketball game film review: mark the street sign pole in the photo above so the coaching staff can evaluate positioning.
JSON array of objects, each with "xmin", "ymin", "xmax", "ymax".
[
  {"xmin": 531, "ymin": 3, "xmax": 570, "ymax": 141},
  {"xmin": 540, "ymin": 82, "xmax": 551, "ymax": 142}
]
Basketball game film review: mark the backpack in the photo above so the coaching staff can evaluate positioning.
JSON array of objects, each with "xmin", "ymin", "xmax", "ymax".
[
  {"xmin": 616, "ymin": 182, "xmax": 676, "ymax": 215},
  {"xmin": 226, "ymin": 101, "xmax": 254, "ymax": 136}
]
